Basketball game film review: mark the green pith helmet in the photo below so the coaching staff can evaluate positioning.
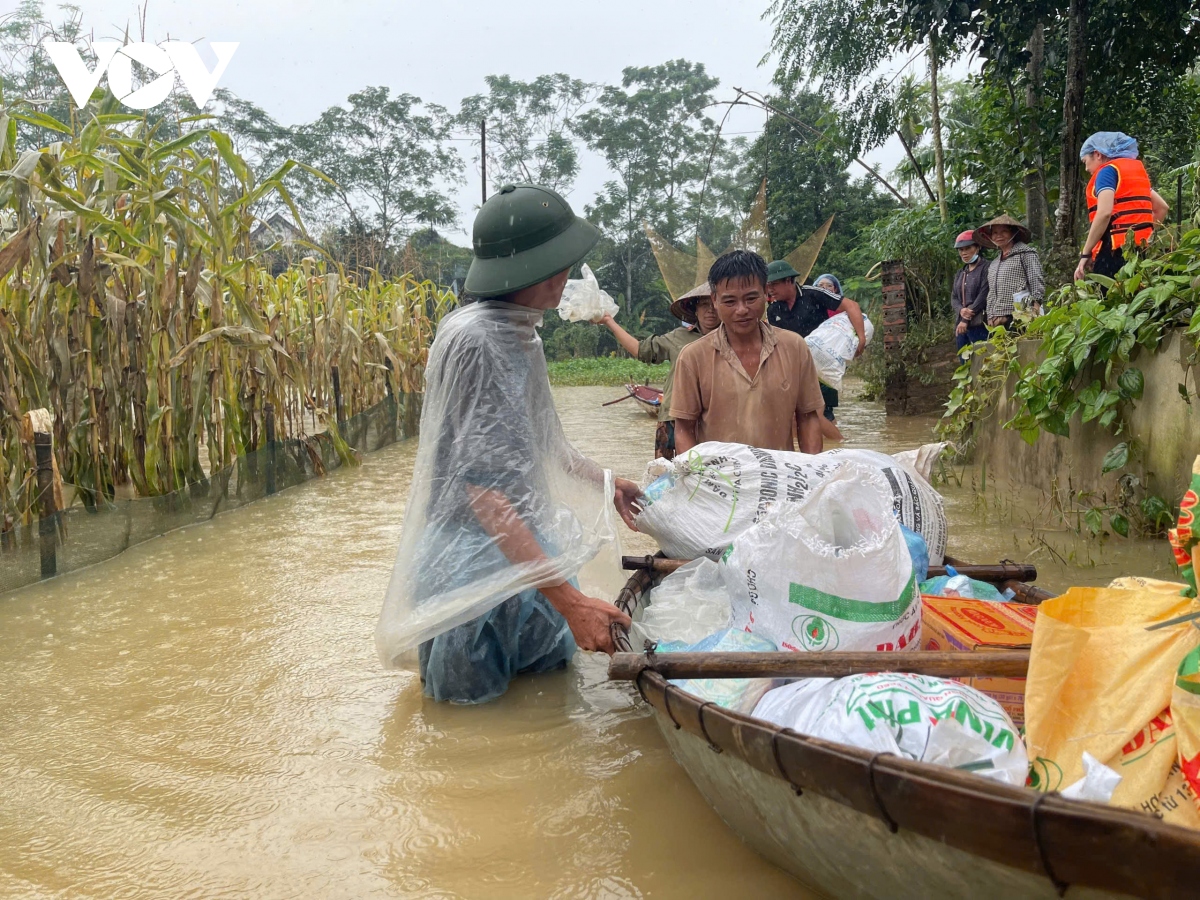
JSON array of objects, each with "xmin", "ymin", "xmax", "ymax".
[
  {"xmin": 766, "ymin": 259, "xmax": 800, "ymax": 283},
  {"xmin": 465, "ymin": 183, "xmax": 601, "ymax": 297}
]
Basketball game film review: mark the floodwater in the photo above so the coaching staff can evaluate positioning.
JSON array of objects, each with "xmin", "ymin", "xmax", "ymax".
[{"xmin": 0, "ymin": 383, "xmax": 1178, "ymax": 899}]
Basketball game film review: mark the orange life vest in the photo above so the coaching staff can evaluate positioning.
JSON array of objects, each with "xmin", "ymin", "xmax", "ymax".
[{"xmin": 1086, "ymin": 157, "xmax": 1155, "ymax": 258}]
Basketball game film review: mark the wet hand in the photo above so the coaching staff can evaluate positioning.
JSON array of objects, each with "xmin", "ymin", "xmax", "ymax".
[
  {"xmin": 613, "ymin": 477, "xmax": 643, "ymax": 531},
  {"xmin": 1074, "ymin": 258, "xmax": 1089, "ymax": 282},
  {"xmin": 550, "ymin": 584, "xmax": 631, "ymax": 654}
]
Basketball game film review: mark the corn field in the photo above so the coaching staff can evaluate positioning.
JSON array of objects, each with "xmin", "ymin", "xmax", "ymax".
[{"xmin": 0, "ymin": 100, "xmax": 454, "ymax": 528}]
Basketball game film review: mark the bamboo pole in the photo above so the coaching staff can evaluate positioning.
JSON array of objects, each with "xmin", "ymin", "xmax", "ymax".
[{"xmin": 608, "ymin": 650, "xmax": 1031, "ymax": 682}]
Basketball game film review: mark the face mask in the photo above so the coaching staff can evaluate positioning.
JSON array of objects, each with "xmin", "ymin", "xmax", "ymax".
[{"xmin": 967, "ymin": 253, "xmax": 980, "ymax": 264}]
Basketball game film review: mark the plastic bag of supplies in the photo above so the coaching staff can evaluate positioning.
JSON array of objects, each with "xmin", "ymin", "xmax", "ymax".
[
  {"xmin": 556, "ymin": 263, "xmax": 619, "ymax": 323},
  {"xmin": 805, "ymin": 311, "xmax": 874, "ymax": 392},
  {"xmin": 632, "ymin": 557, "xmax": 732, "ymax": 647},
  {"xmin": 753, "ymin": 672, "xmax": 1029, "ymax": 786}
]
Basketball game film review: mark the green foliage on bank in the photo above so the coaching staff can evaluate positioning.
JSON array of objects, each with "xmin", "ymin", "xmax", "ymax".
[
  {"xmin": 938, "ymin": 230, "xmax": 1200, "ymax": 537},
  {"xmin": 546, "ymin": 358, "xmax": 671, "ymax": 387}
]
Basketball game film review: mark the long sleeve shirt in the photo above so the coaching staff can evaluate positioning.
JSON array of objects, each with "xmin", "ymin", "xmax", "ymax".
[{"xmin": 952, "ymin": 259, "xmax": 990, "ymax": 327}]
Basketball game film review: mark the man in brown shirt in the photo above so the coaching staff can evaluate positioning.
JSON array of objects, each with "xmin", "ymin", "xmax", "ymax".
[{"xmin": 670, "ymin": 250, "xmax": 825, "ymax": 453}]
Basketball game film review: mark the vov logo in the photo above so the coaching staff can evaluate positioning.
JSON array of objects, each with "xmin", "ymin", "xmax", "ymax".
[{"xmin": 42, "ymin": 41, "xmax": 239, "ymax": 110}]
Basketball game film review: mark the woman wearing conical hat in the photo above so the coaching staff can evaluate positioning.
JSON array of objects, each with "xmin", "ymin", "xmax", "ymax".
[
  {"xmin": 973, "ymin": 214, "xmax": 1045, "ymax": 330},
  {"xmin": 593, "ymin": 281, "xmax": 720, "ymax": 460}
]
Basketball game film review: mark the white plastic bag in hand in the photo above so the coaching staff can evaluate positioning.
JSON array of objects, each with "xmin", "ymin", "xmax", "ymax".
[{"xmin": 557, "ymin": 263, "xmax": 619, "ymax": 323}]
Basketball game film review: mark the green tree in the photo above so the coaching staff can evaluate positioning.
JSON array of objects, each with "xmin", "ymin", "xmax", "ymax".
[
  {"xmin": 743, "ymin": 91, "xmax": 897, "ymax": 286},
  {"xmin": 574, "ymin": 60, "xmax": 720, "ymax": 311},
  {"xmin": 284, "ymin": 87, "xmax": 461, "ymax": 275},
  {"xmin": 458, "ymin": 74, "xmax": 595, "ymax": 194}
]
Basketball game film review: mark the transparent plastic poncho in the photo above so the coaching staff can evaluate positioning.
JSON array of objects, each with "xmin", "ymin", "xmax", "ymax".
[{"xmin": 376, "ymin": 299, "xmax": 621, "ymax": 669}]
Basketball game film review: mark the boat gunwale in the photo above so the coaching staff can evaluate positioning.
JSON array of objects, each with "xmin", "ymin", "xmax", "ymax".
[{"xmin": 611, "ymin": 563, "xmax": 1200, "ymax": 900}]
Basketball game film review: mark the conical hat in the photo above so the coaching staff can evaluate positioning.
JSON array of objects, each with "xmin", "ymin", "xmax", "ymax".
[
  {"xmin": 974, "ymin": 214, "xmax": 1031, "ymax": 249},
  {"xmin": 670, "ymin": 281, "xmax": 711, "ymax": 323}
]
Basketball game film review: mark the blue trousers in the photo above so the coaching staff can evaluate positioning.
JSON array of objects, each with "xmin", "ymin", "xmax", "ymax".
[
  {"xmin": 418, "ymin": 588, "xmax": 576, "ymax": 704},
  {"xmin": 956, "ymin": 325, "xmax": 990, "ymax": 359}
]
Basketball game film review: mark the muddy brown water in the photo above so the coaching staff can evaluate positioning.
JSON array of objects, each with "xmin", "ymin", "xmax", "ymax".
[{"xmin": 0, "ymin": 384, "xmax": 1178, "ymax": 898}]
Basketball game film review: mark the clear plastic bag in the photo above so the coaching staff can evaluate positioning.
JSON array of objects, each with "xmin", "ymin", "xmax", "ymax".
[
  {"xmin": 632, "ymin": 557, "xmax": 733, "ymax": 647},
  {"xmin": 376, "ymin": 300, "xmax": 623, "ymax": 676},
  {"xmin": 556, "ymin": 263, "xmax": 619, "ymax": 323}
]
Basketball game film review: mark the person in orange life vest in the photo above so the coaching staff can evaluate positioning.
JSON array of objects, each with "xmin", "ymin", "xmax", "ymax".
[{"xmin": 1074, "ymin": 132, "xmax": 1169, "ymax": 282}]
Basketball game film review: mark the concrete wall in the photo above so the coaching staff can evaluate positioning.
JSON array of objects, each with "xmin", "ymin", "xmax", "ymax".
[{"xmin": 971, "ymin": 330, "xmax": 1200, "ymax": 503}]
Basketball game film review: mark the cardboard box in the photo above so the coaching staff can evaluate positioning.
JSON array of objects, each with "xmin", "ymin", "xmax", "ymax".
[{"xmin": 921, "ymin": 596, "xmax": 1037, "ymax": 727}]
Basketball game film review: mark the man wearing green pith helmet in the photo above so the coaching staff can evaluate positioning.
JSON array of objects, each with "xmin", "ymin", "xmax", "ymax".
[{"xmin": 376, "ymin": 183, "xmax": 642, "ymax": 704}]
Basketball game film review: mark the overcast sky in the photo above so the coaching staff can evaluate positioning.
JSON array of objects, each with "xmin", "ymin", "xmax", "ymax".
[{"xmin": 59, "ymin": 0, "xmax": 930, "ymax": 243}]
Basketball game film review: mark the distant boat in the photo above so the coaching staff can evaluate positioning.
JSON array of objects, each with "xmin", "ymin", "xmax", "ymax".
[{"xmin": 625, "ymin": 383, "xmax": 662, "ymax": 418}]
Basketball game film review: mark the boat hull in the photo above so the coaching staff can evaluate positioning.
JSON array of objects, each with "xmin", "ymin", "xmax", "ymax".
[
  {"xmin": 625, "ymin": 383, "xmax": 662, "ymax": 419},
  {"xmin": 656, "ymin": 716, "xmax": 1127, "ymax": 900}
]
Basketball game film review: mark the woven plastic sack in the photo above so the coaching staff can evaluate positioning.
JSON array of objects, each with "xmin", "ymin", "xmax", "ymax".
[
  {"xmin": 722, "ymin": 462, "xmax": 922, "ymax": 653},
  {"xmin": 804, "ymin": 311, "xmax": 874, "ymax": 392},
  {"xmin": 556, "ymin": 263, "xmax": 619, "ymax": 323},
  {"xmin": 632, "ymin": 557, "xmax": 732, "ymax": 647},
  {"xmin": 753, "ymin": 672, "xmax": 1029, "ymax": 785},
  {"xmin": 1023, "ymin": 579, "xmax": 1200, "ymax": 827},
  {"xmin": 636, "ymin": 442, "xmax": 947, "ymax": 565}
]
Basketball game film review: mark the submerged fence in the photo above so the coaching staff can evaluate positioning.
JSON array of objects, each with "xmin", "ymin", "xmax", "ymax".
[{"xmin": 0, "ymin": 392, "xmax": 420, "ymax": 595}]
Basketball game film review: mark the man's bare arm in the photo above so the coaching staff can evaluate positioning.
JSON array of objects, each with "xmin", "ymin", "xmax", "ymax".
[
  {"xmin": 466, "ymin": 485, "xmax": 630, "ymax": 653},
  {"xmin": 797, "ymin": 409, "xmax": 823, "ymax": 454},
  {"xmin": 837, "ymin": 297, "xmax": 867, "ymax": 356},
  {"xmin": 674, "ymin": 418, "xmax": 698, "ymax": 454}
]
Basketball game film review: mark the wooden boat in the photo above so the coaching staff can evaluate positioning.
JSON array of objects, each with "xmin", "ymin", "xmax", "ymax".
[
  {"xmin": 608, "ymin": 556, "xmax": 1200, "ymax": 899},
  {"xmin": 625, "ymin": 383, "xmax": 662, "ymax": 418}
]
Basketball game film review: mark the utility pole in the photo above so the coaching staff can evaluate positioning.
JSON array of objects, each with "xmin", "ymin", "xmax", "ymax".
[{"xmin": 480, "ymin": 119, "xmax": 487, "ymax": 204}]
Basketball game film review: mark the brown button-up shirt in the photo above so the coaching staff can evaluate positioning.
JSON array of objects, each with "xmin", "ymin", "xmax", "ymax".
[{"xmin": 669, "ymin": 322, "xmax": 825, "ymax": 451}]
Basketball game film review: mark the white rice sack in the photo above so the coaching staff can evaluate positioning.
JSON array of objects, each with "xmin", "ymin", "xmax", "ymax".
[
  {"xmin": 666, "ymin": 628, "xmax": 783, "ymax": 715},
  {"xmin": 823, "ymin": 448, "xmax": 947, "ymax": 564},
  {"xmin": 752, "ymin": 672, "xmax": 1029, "ymax": 786},
  {"xmin": 556, "ymin": 263, "xmax": 619, "ymax": 323},
  {"xmin": 722, "ymin": 463, "xmax": 922, "ymax": 653},
  {"xmin": 632, "ymin": 558, "xmax": 733, "ymax": 647},
  {"xmin": 636, "ymin": 442, "xmax": 947, "ymax": 566},
  {"xmin": 805, "ymin": 312, "xmax": 874, "ymax": 392}
]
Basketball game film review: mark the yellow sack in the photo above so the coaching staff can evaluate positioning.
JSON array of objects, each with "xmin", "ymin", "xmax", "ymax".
[{"xmin": 1024, "ymin": 581, "xmax": 1200, "ymax": 826}]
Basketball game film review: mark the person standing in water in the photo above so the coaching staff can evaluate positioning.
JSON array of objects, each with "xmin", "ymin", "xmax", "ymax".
[
  {"xmin": 593, "ymin": 281, "xmax": 720, "ymax": 459},
  {"xmin": 671, "ymin": 251, "xmax": 825, "ymax": 454},
  {"xmin": 376, "ymin": 184, "xmax": 641, "ymax": 704},
  {"xmin": 765, "ymin": 261, "xmax": 865, "ymax": 426}
]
